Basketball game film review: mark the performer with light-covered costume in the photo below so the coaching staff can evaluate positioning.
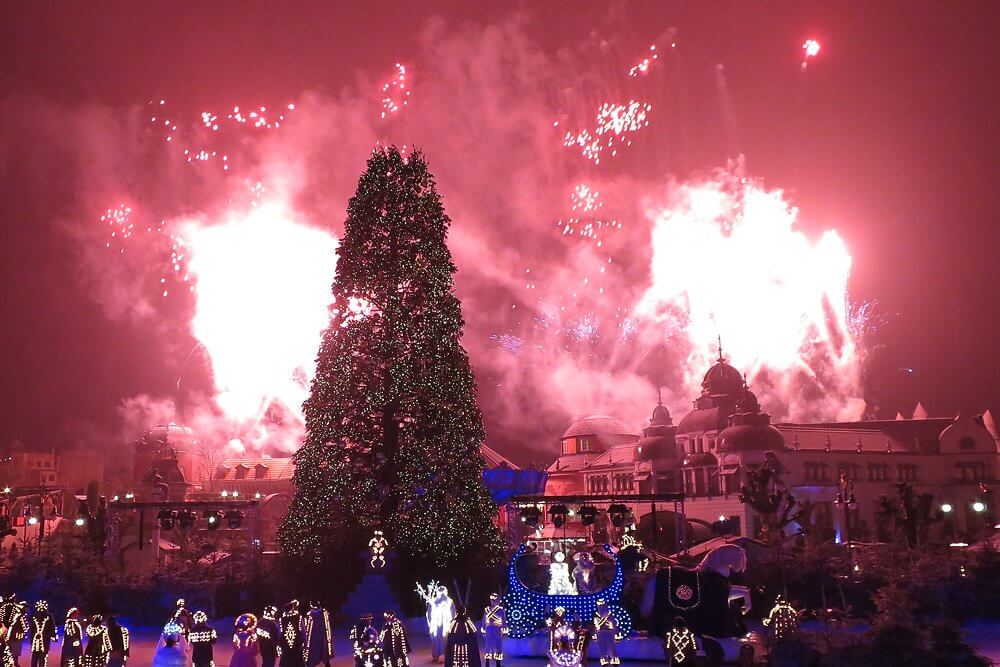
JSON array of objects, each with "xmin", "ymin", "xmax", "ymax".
[
  {"xmin": 303, "ymin": 602, "xmax": 333, "ymax": 667},
  {"xmin": 420, "ymin": 584, "xmax": 455, "ymax": 663},
  {"xmin": 82, "ymin": 616, "xmax": 111, "ymax": 667},
  {"xmin": 479, "ymin": 594, "xmax": 507, "ymax": 667},
  {"xmin": 546, "ymin": 608, "xmax": 583, "ymax": 667},
  {"xmin": 28, "ymin": 601, "xmax": 57, "ymax": 667},
  {"xmin": 153, "ymin": 621, "xmax": 188, "ymax": 667},
  {"xmin": 592, "ymin": 600, "xmax": 619, "ymax": 666},
  {"xmin": 189, "ymin": 611, "xmax": 218, "ymax": 667},
  {"xmin": 349, "ymin": 615, "xmax": 382, "ymax": 667},
  {"xmin": 230, "ymin": 613, "xmax": 260, "ymax": 667},
  {"xmin": 380, "ymin": 611, "xmax": 410, "ymax": 667},
  {"xmin": 255, "ymin": 607, "xmax": 280, "ymax": 667},
  {"xmin": 60, "ymin": 609, "xmax": 84, "ymax": 667}
]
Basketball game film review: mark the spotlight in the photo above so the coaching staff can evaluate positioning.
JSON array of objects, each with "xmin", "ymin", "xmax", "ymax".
[
  {"xmin": 578, "ymin": 505, "xmax": 598, "ymax": 526},
  {"xmin": 519, "ymin": 506, "xmax": 541, "ymax": 527},
  {"xmin": 224, "ymin": 509, "xmax": 244, "ymax": 530},
  {"xmin": 203, "ymin": 509, "xmax": 221, "ymax": 530},
  {"xmin": 178, "ymin": 510, "xmax": 196, "ymax": 530},
  {"xmin": 608, "ymin": 503, "xmax": 631, "ymax": 528},
  {"xmin": 157, "ymin": 509, "xmax": 177, "ymax": 530},
  {"xmin": 972, "ymin": 501, "xmax": 986, "ymax": 514},
  {"xmin": 940, "ymin": 503, "xmax": 953, "ymax": 514},
  {"xmin": 74, "ymin": 517, "xmax": 86, "ymax": 527},
  {"xmin": 27, "ymin": 516, "xmax": 38, "ymax": 526},
  {"xmin": 549, "ymin": 504, "xmax": 568, "ymax": 528}
]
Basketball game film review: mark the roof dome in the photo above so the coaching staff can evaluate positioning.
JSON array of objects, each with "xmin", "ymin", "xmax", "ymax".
[
  {"xmin": 718, "ymin": 423, "xmax": 785, "ymax": 452},
  {"xmin": 702, "ymin": 360, "xmax": 744, "ymax": 397},
  {"xmin": 651, "ymin": 403, "xmax": 672, "ymax": 426},
  {"xmin": 561, "ymin": 415, "xmax": 635, "ymax": 440}
]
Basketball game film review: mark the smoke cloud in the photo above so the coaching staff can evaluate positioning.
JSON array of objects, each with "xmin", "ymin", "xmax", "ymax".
[{"xmin": 0, "ymin": 13, "xmax": 864, "ymax": 464}]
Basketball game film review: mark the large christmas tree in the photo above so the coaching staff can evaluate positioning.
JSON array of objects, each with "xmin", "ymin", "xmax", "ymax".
[{"xmin": 280, "ymin": 146, "xmax": 502, "ymax": 573}]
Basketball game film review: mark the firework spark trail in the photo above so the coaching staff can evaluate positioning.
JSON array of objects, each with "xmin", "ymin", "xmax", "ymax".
[
  {"xmin": 562, "ymin": 100, "xmax": 652, "ymax": 163},
  {"xmin": 801, "ymin": 39, "xmax": 821, "ymax": 71},
  {"xmin": 627, "ymin": 45, "xmax": 659, "ymax": 77},
  {"xmin": 84, "ymin": 22, "xmax": 868, "ymax": 456},
  {"xmin": 149, "ymin": 100, "xmax": 295, "ymax": 171},
  {"xmin": 101, "ymin": 204, "xmax": 134, "ymax": 253},
  {"xmin": 380, "ymin": 63, "xmax": 411, "ymax": 119}
]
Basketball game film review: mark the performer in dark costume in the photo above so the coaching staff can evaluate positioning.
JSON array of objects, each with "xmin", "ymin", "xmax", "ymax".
[
  {"xmin": 278, "ymin": 601, "xmax": 304, "ymax": 667},
  {"xmin": 82, "ymin": 616, "xmax": 111, "ymax": 667},
  {"xmin": 28, "ymin": 601, "xmax": 57, "ymax": 667},
  {"xmin": 172, "ymin": 601, "xmax": 194, "ymax": 639},
  {"xmin": 350, "ymin": 617, "xmax": 382, "ymax": 667},
  {"xmin": 3, "ymin": 599, "xmax": 27, "ymax": 667},
  {"xmin": 1, "ymin": 632, "xmax": 14, "ymax": 667},
  {"xmin": 302, "ymin": 603, "xmax": 333, "ymax": 667},
  {"xmin": 189, "ymin": 612, "xmax": 218, "ymax": 667},
  {"xmin": 256, "ymin": 607, "xmax": 281, "ymax": 667},
  {"xmin": 380, "ymin": 611, "xmax": 410, "ymax": 667},
  {"xmin": 60, "ymin": 609, "xmax": 84, "ymax": 667},
  {"xmin": 443, "ymin": 608, "xmax": 479, "ymax": 667},
  {"xmin": 662, "ymin": 618, "xmax": 698, "ymax": 666},
  {"xmin": 592, "ymin": 600, "xmax": 619, "ymax": 666},
  {"xmin": 546, "ymin": 608, "xmax": 583, "ymax": 667},
  {"xmin": 479, "ymin": 595, "xmax": 506, "ymax": 667},
  {"xmin": 230, "ymin": 614, "xmax": 260, "ymax": 667},
  {"xmin": 105, "ymin": 618, "xmax": 129, "ymax": 667}
]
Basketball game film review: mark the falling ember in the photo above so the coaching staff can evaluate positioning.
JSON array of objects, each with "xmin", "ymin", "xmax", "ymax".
[
  {"xmin": 380, "ymin": 63, "xmax": 411, "ymax": 119},
  {"xmin": 637, "ymin": 162, "xmax": 863, "ymax": 420},
  {"xmin": 183, "ymin": 201, "xmax": 338, "ymax": 426},
  {"xmin": 102, "ymin": 204, "xmax": 134, "ymax": 252},
  {"xmin": 627, "ymin": 44, "xmax": 658, "ymax": 77}
]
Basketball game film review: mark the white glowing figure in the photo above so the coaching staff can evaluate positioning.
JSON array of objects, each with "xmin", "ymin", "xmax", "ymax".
[
  {"xmin": 368, "ymin": 530, "xmax": 388, "ymax": 569},
  {"xmin": 425, "ymin": 586, "xmax": 455, "ymax": 662},
  {"xmin": 184, "ymin": 201, "xmax": 338, "ymax": 428},
  {"xmin": 548, "ymin": 552, "xmax": 577, "ymax": 596}
]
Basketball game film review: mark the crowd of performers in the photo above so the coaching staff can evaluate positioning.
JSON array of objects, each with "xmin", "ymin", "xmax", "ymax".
[
  {"xmin": 0, "ymin": 595, "xmax": 130, "ymax": 667},
  {"xmin": 152, "ymin": 599, "xmax": 338, "ymax": 667}
]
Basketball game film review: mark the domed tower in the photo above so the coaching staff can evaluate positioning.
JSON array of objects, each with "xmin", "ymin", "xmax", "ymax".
[
  {"xmin": 637, "ymin": 391, "xmax": 678, "ymax": 461},
  {"xmin": 636, "ymin": 391, "xmax": 681, "ymax": 492},
  {"xmin": 718, "ymin": 382, "xmax": 784, "ymax": 453},
  {"xmin": 676, "ymin": 341, "xmax": 746, "ymax": 452}
]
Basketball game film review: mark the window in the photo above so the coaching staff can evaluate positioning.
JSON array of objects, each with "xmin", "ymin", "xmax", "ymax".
[
  {"xmin": 838, "ymin": 463, "xmax": 859, "ymax": 482},
  {"xmin": 804, "ymin": 462, "xmax": 828, "ymax": 482},
  {"xmin": 235, "ymin": 464, "xmax": 250, "ymax": 480},
  {"xmin": 958, "ymin": 436, "xmax": 976, "ymax": 451},
  {"xmin": 897, "ymin": 464, "xmax": 919, "ymax": 482},
  {"xmin": 867, "ymin": 463, "xmax": 889, "ymax": 482},
  {"xmin": 957, "ymin": 462, "xmax": 986, "ymax": 483},
  {"xmin": 254, "ymin": 464, "xmax": 269, "ymax": 479}
]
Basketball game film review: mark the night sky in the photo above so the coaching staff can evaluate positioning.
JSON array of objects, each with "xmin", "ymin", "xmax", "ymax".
[{"xmin": 2, "ymin": 1, "xmax": 998, "ymax": 461}]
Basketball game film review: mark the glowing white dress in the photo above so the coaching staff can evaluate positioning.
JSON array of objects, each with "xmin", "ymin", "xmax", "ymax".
[
  {"xmin": 548, "ymin": 554, "xmax": 577, "ymax": 596},
  {"xmin": 426, "ymin": 590, "xmax": 456, "ymax": 661}
]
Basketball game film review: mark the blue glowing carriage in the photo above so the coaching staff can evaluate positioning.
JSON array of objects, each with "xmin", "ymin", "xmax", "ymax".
[{"xmin": 501, "ymin": 544, "xmax": 632, "ymax": 639}]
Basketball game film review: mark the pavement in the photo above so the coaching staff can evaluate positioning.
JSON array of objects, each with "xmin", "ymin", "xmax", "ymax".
[{"xmin": 21, "ymin": 619, "xmax": 1000, "ymax": 665}]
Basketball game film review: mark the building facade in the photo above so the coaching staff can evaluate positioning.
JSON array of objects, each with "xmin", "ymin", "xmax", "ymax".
[{"xmin": 543, "ymin": 355, "xmax": 999, "ymax": 545}]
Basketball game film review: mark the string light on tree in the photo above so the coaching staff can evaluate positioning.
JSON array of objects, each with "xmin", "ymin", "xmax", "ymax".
[{"xmin": 279, "ymin": 146, "xmax": 502, "ymax": 572}]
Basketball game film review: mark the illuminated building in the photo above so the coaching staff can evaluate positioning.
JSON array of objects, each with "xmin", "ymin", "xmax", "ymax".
[{"xmin": 542, "ymin": 354, "xmax": 1000, "ymax": 544}]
